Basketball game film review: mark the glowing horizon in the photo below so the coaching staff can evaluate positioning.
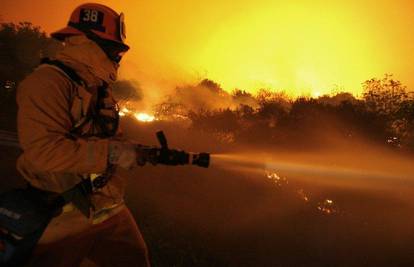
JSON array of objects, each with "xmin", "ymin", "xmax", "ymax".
[{"xmin": 2, "ymin": 0, "xmax": 414, "ymax": 96}]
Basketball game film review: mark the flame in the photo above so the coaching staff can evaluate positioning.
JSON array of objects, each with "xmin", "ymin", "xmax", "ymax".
[
  {"xmin": 265, "ymin": 171, "xmax": 288, "ymax": 187},
  {"xmin": 134, "ymin": 113, "xmax": 155, "ymax": 122},
  {"xmin": 118, "ymin": 106, "xmax": 156, "ymax": 122},
  {"xmin": 297, "ymin": 189, "xmax": 310, "ymax": 202},
  {"xmin": 264, "ymin": 168, "xmax": 340, "ymax": 215},
  {"xmin": 317, "ymin": 199, "xmax": 338, "ymax": 215},
  {"xmin": 119, "ymin": 107, "xmax": 130, "ymax": 117},
  {"xmin": 312, "ymin": 91, "xmax": 322, "ymax": 98}
]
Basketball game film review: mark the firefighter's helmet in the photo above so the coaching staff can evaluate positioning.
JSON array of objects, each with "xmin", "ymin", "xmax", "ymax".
[{"xmin": 51, "ymin": 3, "xmax": 129, "ymax": 51}]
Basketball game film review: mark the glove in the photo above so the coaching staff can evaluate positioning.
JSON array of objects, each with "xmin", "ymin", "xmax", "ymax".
[
  {"xmin": 109, "ymin": 142, "xmax": 191, "ymax": 168},
  {"xmin": 108, "ymin": 141, "xmax": 137, "ymax": 169},
  {"xmin": 135, "ymin": 146, "xmax": 190, "ymax": 166},
  {"xmin": 135, "ymin": 145, "xmax": 159, "ymax": 166},
  {"xmin": 157, "ymin": 148, "xmax": 189, "ymax": 165}
]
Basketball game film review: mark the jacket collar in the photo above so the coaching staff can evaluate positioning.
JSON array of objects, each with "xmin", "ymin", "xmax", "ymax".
[{"xmin": 55, "ymin": 35, "xmax": 118, "ymax": 89}]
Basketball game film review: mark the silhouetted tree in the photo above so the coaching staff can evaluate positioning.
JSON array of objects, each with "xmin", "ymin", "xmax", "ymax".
[
  {"xmin": 362, "ymin": 74, "xmax": 414, "ymax": 147},
  {"xmin": 187, "ymin": 82, "xmax": 414, "ymax": 150},
  {"xmin": 0, "ymin": 22, "xmax": 62, "ymax": 130},
  {"xmin": 232, "ymin": 89, "xmax": 258, "ymax": 108},
  {"xmin": 317, "ymin": 92, "xmax": 357, "ymax": 106},
  {"xmin": 0, "ymin": 22, "xmax": 62, "ymax": 83},
  {"xmin": 363, "ymin": 74, "xmax": 408, "ymax": 118}
]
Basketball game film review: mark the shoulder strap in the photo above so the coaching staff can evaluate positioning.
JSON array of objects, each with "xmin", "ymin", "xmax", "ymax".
[
  {"xmin": 40, "ymin": 58, "xmax": 84, "ymax": 86},
  {"xmin": 40, "ymin": 58, "xmax": 96, "ymax": 138}
]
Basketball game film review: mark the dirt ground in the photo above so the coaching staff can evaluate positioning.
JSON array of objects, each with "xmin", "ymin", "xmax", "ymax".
[{"xmin": 2, "ymin": 120, "xmax": 414, "ymax": 266}]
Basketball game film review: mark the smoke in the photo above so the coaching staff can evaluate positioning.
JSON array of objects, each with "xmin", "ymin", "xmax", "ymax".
[
  {"xmin": 113, "ymin": 69, "xmax": 414, "ymax": 265},
  {"xmin": 115, "ymin": 66, "xmax": 259, "ymax": 113},
  {"xmin": 112, "ymin": 79, "xmax": 143, "ymax": 102}
]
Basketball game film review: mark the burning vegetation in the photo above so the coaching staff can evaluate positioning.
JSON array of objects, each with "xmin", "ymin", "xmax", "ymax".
[
  {"xmin": 118, "ymin": 106, "xmax": 156, "ymax": 123},
  {"xmin": 115, "ymin": 75, "xmax": 414, "ymax": 153}
]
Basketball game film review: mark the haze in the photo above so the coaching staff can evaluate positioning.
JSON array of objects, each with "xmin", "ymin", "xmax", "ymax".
[{"xmin": 2, "ymin": 0, "xmax": 414, "ymax": 96}]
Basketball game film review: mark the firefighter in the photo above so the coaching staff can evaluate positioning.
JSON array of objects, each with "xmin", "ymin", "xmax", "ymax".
[{"xmin": 17, "ymin": 3, "xmax": 150, "ymax": 266}]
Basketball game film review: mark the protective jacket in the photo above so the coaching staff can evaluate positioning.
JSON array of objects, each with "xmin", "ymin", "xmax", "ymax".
[{"xmin": 16, "ymin": 36, "xmax": 125, "ymax": 221}]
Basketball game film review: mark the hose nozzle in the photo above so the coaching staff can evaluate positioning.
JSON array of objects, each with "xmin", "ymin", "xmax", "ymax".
[
  {"xmin": 191, "ymin": 153, "xmax": 210, "ymax": 168},
  {"xmin": 152, "ymin": 131, "xmax": 210, "ymax": 168}
]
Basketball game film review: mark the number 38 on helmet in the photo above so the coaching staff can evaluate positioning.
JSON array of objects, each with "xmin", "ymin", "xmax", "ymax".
[{"xmin": 51, "ymin": 3, "xmax": 129, "ymax": 52}]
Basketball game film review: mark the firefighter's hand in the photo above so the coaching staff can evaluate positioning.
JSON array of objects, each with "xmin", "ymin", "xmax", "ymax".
[
  {"xmin": 135, "ymin": 147, "xmax": 190, "ymax": 166},
  {"xmin": 135, "ymin": 146, "xmax": 159, "ymax": 166},
  {"xmin": 157, "ymin": 148, "xmax": 188, "ymax": 165},
  {"xmin": 108, "ymin": 141, "xmax": 137, "ymax": 169}
]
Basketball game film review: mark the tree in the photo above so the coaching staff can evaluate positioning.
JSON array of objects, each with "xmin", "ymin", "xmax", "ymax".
[
  {"xmin": 231, "ymin": 89, "xmax": 258, "ymax": 108},
  {"xmin": 0, "ymin": 22, "xmax": 62, "ymax": 130},
  {"xmin": 362, "ymin": 74, "xmax": 414, "ymax": 147},
  {"xmin": 362, "ymin": 74, "xmax": 408, "ymax": 118},
  {"xmin": 0, "ymin": 22, "xmax": 62, "ymax": 83}
]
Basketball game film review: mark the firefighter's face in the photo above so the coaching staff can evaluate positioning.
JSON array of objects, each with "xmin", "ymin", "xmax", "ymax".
[{"xmin": 93, "ymin": 37, "xmax": 129, "ymax": 64}]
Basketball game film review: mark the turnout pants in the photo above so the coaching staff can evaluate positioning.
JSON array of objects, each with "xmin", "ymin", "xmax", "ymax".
[{"xmin": 27, "ymin": 206, "xmax": 150, "ymax": 267}]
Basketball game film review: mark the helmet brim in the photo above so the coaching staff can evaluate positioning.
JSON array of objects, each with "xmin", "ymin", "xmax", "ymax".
[
  {"xmin": 50, "ymin": 26, "xmax": 85, "ymax": 41},
  {"xmin": 51, "ymin": 25, "xmax": 130, "ymax": 51}
]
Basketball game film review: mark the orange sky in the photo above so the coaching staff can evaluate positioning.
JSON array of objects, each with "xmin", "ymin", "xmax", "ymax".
[{"xmin": 1, "ymin": 0, "xmax": 414, "ymax": 96}]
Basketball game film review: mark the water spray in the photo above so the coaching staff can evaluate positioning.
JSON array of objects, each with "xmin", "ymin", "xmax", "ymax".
[
  {"xmin": 211, "ymin": 152, "xmax": 414, "ymax": 191},
  {"xmin": 211, "ymin": 152, "xmax": 414, "ymax": 215}
]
